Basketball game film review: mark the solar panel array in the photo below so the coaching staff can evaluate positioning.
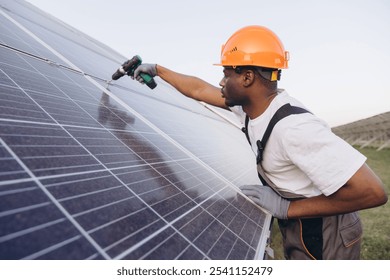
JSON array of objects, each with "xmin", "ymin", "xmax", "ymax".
[
  {"xmin": 0, "ymin": 0, "xmax": 271, "ymax": 260},
  {"xmin": 332, "ymin": 111, "xmax": 390, "ymax": 151}
]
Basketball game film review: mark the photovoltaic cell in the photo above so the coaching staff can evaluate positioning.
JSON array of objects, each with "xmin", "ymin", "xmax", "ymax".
[{"xmin": 0, "ymin": 0, "xmax": 271, "ymax": 260}]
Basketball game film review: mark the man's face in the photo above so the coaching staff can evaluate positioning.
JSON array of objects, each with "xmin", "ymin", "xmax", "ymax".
[{"xmin": 219, "ymin": 67, "xmax": 247, "ymax": 107}]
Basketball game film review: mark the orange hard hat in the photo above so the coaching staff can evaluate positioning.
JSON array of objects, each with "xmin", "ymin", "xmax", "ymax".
[{"xmin": 215, "ymin": 25, "xmax": 289, "ymax": 69}]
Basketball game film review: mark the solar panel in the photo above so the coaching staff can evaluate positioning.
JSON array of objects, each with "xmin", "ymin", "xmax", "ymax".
[{"xmin": 0, "ymin": 0, "xmax": 272, "ymax": 260}]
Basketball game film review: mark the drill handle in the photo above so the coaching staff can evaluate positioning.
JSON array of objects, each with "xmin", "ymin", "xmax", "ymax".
[{"xmin": 139, "ymin": 72, "xmax": 157, "ymax": 89}]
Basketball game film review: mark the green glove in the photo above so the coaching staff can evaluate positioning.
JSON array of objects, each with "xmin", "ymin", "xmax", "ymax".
[{"xmin": 240, "ymin": 185, "xmax": 290, "ymax": 219}]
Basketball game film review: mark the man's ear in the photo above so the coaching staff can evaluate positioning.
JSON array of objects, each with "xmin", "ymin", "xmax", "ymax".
[{"xmin": 242, "ymin": 69, "xmax": 255, "ymax": 87}]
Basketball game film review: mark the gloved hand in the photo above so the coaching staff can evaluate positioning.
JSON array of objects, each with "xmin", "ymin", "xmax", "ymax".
[
  {"xmin": 133, "ymin": 64, "xmax": 157, "ymax": 84},
  {"xmin": 240, "ymin": 185, "xmax": 290, "ymax": 219}
]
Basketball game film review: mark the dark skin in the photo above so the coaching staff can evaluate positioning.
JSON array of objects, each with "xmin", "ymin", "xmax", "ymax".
[{"xmin": 156, "ymin": 64, "xmax": 388, "ymax": 218}]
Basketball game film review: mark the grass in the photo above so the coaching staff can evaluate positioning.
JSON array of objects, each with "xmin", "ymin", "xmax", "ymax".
[
  {"xmin": 357, "ymin": 147, "xmax": 390, "ymax": 259},
  {"xmin": 269, "ymin": 147, "xmax": 390, "ymax": 260}
]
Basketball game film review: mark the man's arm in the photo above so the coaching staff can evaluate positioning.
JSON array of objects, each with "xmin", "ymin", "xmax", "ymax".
[
  {"xmin": 135, "ymin": 64, "xmax": 228, "ymax": 110},
  {"xmin": 240, "ymin": 163, "xmax": 387, "ymax": 219},
  {"xmin": 287, "ymin": 163, "xmax": 388, "ymax": 219}
]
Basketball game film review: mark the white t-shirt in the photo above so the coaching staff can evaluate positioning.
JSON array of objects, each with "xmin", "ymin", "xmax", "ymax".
[{"xmin": 230, "ymin": 89, "xmax": 366, "ymax": 198}]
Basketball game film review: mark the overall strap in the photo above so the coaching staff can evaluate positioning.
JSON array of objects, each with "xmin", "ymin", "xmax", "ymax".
[
  {"xmin": 242, "ymin": 114, "xmax": 251, "ymax": 145},
  {"xmin": 241, "ymin": 103, "xmax": 311, "ymax": 199},
  {"xmin": 242, "ymin": 103, "xmax": 310, "ymax": 150},
  {"xmin": 256, "ymin": 103, "xmax": 310, "ymax": 165}
]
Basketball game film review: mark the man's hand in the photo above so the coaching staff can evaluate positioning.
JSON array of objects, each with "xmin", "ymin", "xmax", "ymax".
[
  {"xmin": 134, "ymin": 64, "xmax": 157, "ymax": 84},
  {"xmin": 240, "ymin": 185, "xmax": 290, "ymax": 219}
]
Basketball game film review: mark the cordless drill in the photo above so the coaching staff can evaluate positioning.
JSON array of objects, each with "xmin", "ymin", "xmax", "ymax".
[{"xmin": 111, "ymin": 55, "xmax": 157, "ymax": 89}]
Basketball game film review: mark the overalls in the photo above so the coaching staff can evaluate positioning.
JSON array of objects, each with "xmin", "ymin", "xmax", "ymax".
[{"xmin": 243, "ymin": 104, "xmax": 362, "ymax": 259}]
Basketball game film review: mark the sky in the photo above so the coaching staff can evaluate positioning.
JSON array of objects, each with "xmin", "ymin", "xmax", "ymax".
[{"xmin": 25, "ymin": 0, "xmax": 390, "ymax": 127}]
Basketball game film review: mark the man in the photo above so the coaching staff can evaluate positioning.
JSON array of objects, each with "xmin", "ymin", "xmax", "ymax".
[{"xmin": 133, "ymin": 25, "xmax": 387, "ymax": 259}]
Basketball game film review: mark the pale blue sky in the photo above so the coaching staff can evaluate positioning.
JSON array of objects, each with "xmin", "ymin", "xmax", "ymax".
[{"xmin": 26, "ymin": 0, "xmax": 390, "ymax": 126}]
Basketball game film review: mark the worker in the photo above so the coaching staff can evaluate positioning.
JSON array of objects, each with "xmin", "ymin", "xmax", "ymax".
[{"xmin": 133, "ymin": 25, "xmax": 388, "ymax": 259}]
